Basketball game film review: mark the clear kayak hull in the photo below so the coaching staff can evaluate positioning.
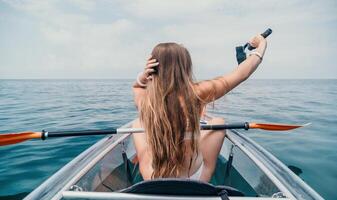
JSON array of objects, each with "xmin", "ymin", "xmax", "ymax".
[{"xmin": 24, "ymin": 119, "xmax": 323, "ymax": 200}]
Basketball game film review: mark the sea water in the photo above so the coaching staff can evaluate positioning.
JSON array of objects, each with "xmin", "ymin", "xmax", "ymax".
[{"xmin": 0, "ymin": 79, "xmax": 336, "ymax": 199}]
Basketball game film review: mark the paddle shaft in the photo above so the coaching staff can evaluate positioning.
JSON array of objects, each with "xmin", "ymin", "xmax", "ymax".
[
  {"xmin": 43, "ymin": 123, "xmax": 249, "ymax": 139},
  {"xmin": 45, "ymin": 129, "xmax": 117, "ymax": 139},
  {"xmin": 201, "ymin": 122, "xmax": 249, "ymax": 130}
]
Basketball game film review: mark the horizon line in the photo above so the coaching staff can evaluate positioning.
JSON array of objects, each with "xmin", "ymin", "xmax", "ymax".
[{"xmin": 0, "ymin": 78, "xmax": 336, "ymax": 80}]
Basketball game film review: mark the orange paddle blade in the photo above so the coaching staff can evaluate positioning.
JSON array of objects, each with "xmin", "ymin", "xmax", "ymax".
[
  {"xmin": 249, "ymin": 123, "xmax": 309, "ymax": 131},
  {"xmin": 0, "ymin": 132, "xmax": 42, "ymax": 146}
]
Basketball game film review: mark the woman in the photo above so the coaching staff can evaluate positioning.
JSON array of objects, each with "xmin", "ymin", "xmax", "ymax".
[{"xmin": 132, "ymin": 34, "xmax": 267, "ymax": 182}]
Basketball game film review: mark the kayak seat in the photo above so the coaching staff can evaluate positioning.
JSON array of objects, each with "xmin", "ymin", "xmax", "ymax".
[{"xmin": 120, "ymin": 178, "xmax": 244, "ymax": 199}]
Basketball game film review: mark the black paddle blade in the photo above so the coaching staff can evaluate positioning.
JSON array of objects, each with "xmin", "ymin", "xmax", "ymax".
[{"xmin": 236, "ymin": 46, "xmax": 246, "ymax": 64}]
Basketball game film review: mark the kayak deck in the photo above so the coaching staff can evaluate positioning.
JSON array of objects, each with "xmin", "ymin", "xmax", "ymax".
[{"xmin": 24, "ymin": 119, "xmax": 323, "ymax": 200}]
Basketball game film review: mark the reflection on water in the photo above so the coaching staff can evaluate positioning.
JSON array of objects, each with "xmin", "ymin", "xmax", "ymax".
[{"xmin": 288, "ymin": 165, "xmax": 303, "ymax": 176}]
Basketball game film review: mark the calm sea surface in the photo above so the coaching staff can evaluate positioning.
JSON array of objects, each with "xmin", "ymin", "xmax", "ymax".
[{"xmin": 0, "ymin": 79, "xmax": 336, "ymax": 199}]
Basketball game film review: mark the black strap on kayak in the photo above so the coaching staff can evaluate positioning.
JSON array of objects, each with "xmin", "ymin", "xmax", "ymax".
[
  {"xmin": 121, "ymin": 143, "xmax": 133, "ymax": 185},
  {"xmin": 225, "ymin": 144, "xmax": 234, "ymax": 182},
  {"xmin": 218, "ymin": 189, "xmax": 230, "ymax": 200}
]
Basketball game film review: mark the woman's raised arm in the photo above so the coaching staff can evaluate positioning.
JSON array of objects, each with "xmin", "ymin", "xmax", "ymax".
[
  {"xmin": 196, "ymin": 34, "xmax": 267, "ymax": 103},
  {"xmin": 132, "ymin": 55, "xmax": 159, "ymax": 109}
]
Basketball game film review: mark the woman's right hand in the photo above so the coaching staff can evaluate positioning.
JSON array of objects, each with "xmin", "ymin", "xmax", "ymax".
[
  {"xmin": 248, "ymin": 34, "xmax": 267, "ymax": 58},
  {"xmin": 248, "ymin": 34, "xmax": 267, "ymax": 49}
]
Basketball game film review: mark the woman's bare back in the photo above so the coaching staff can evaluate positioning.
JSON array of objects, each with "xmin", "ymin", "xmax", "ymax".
[{"xmin": 131, "ymin": 116, "xmax": 225, "ymax": 181}]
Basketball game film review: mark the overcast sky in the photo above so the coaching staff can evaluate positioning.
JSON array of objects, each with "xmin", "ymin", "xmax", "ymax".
[{"xmin": 0, "ymin": 0, "xmax": 336, "ymax": 79}]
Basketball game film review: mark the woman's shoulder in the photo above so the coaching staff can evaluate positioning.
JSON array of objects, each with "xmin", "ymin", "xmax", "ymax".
[
  {"xmin": 192, "ymin": 77, "xmax": 230, "ymax": 103},
  {"xmin": 192, "ymin": 79, "xmax": 218, "ymax": 103}
]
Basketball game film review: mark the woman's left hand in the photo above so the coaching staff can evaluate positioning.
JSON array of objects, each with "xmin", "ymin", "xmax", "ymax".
[{"xmin": 139, "ymin": 55, "xmax": 159, "ymax": 84}]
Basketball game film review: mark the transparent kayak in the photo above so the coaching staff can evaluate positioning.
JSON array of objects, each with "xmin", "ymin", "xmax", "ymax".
[{"xmin": 24, "ymin": 119, "xmax": 323, "ymax": 200}]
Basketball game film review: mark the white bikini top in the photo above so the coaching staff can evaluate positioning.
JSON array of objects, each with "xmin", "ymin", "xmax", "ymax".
[
  {"xmin": 184, "ymin": 119, "xmax": 208, "ymax": 180},
  {"xmin": 184, "ymin": 133, "xmax": 204, "ymax": 180},
  {"xmin": 188, "ymin": 161, "xmax": 204, "ymax": 180}
]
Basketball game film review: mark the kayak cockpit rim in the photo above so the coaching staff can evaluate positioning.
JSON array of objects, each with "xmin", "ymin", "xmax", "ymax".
[{"xmin": 62, "ymin": 191, "xmax": 292, "ymax": 200}]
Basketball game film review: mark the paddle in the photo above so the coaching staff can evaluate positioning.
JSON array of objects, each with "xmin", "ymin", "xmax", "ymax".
[{"xmin": 0, "ymin": 122, "xmax": 308, "ymax": 146}]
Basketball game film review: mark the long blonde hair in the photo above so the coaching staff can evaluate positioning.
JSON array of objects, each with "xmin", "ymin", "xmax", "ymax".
[{"xmin": 140, "ymin": 43, "xmax": 202, "ymax": 178}]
